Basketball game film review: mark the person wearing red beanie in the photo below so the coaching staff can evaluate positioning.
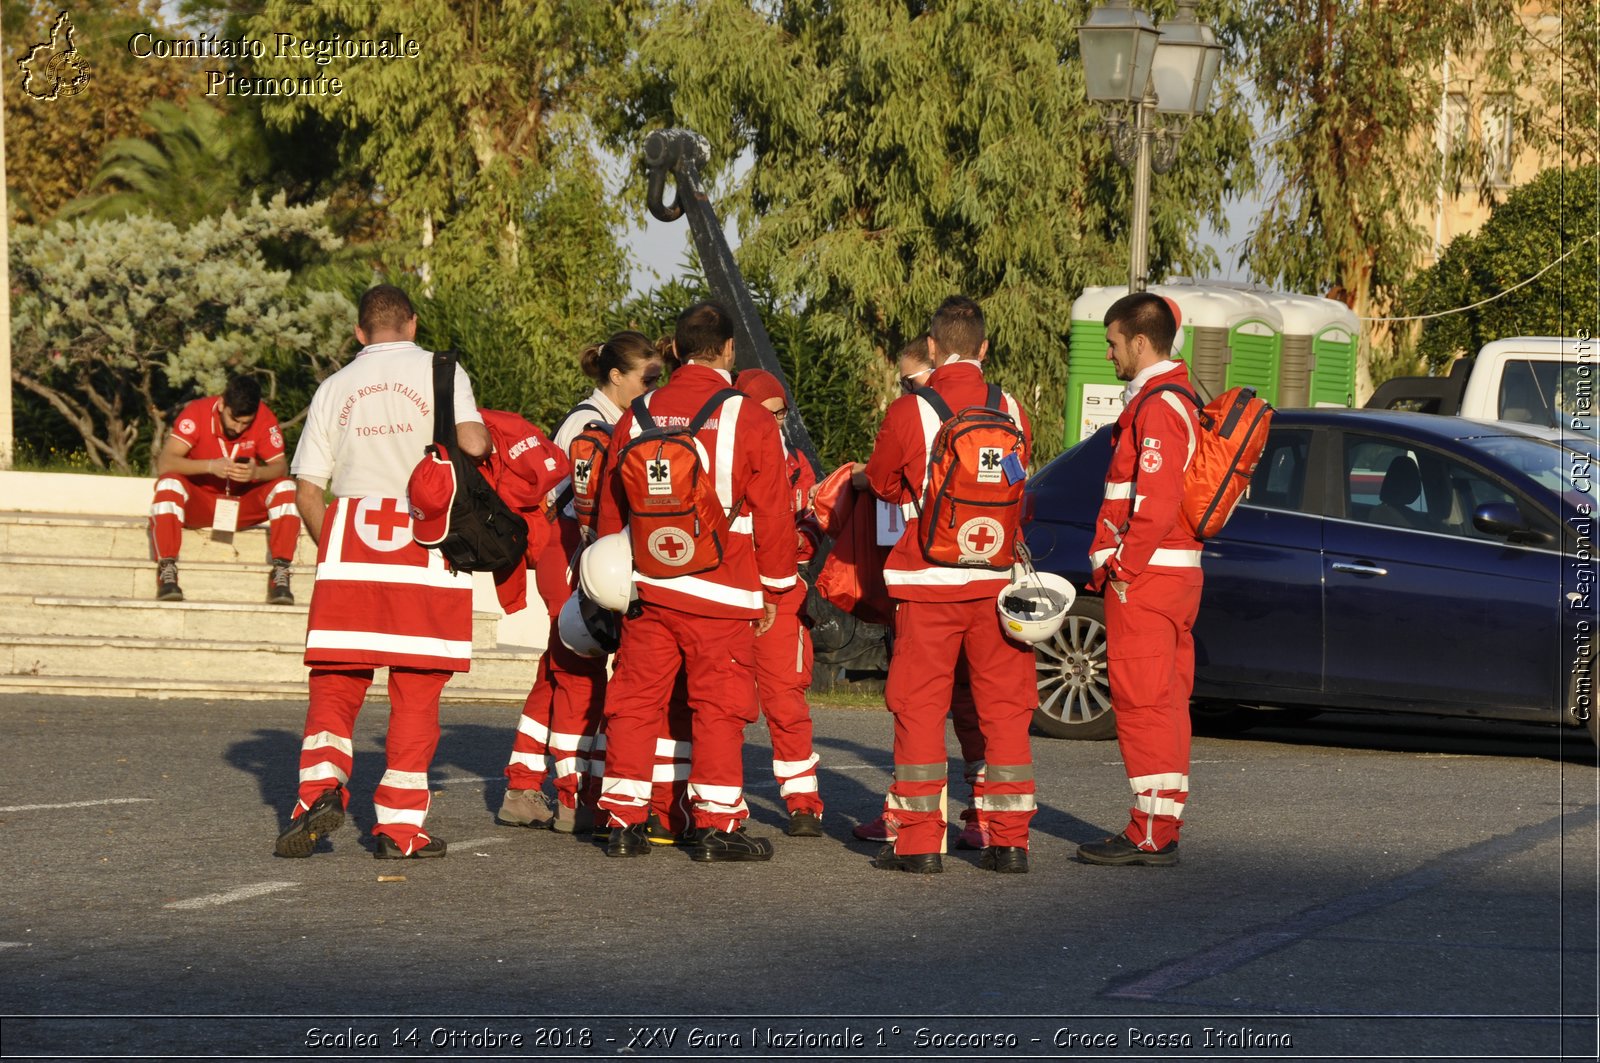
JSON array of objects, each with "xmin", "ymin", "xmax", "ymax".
[{"xmin": 735, "ymin": 369, "xmax": 826, "ymax": 837}]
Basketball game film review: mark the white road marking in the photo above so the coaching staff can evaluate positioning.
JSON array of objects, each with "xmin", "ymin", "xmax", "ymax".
[
  {"xmin": 452, "ymin": 836, "xmax": 509, "ymax": 850},
  {"xmin": 430, "ymin": 775, "xmax": 500, "ymax": 786},
  {"xmin": 0, "ymin": 942, "xmax": 28, "ymax": 949},
  {"xmin": 164, "ymin": 882, "xmax": 299, "ymax": 910},
  {"xmin": 0, "ymin": 798, "xmax": 153, "ymax": 813}
]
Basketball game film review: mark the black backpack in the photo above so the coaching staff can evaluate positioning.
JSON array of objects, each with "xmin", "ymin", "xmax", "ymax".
[{"xmin": 415, "ymin": 351, "xmax": 529, "ymax": 572}]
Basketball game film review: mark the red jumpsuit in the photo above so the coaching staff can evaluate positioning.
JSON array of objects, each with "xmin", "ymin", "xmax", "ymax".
[
  {"xmin": 595, "ymin": 364, "xmax": 799, "ymax": 831},
  {"xmin": 1086, "ymin": 360, "xmax": 1204, "ymax": 851},
  {"xmin": 149, "ymin": 397, "xmax": 300, "ymax": 561},
  {"xmin": 754, "ymin": 446, "xmax": 824, "ymax": 815},
  {"xmin": 863, "ymin": 359, "xmax": 1037, "ymax": 857}
]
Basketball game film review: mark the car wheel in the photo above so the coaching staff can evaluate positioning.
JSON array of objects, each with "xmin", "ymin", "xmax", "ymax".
[{"xmin": 1032, "ymin": 595, "xmax": 1117, "ymax": 741}]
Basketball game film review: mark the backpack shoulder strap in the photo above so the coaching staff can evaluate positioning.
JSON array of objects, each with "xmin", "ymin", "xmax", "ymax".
[
  {"xmin": 431, "ymin": 351, "xmax": 456, "ymax": 446},
  {"xmin": 688, "ymin": 388, "xmax": 743, "ymax": 435},
  {"xmin": 985, "ymin": 383, "xmax": 1004, "ymax": 412},
  {"xmin": 628, "ymin": 394, "xmax": 657, "ymax": 435},
  {"xmin": 1135, "ymin": 383, "xmax": 1200, "ymax": 418},
  {"xmin": 911, "ymin": 385, "xmax": 954, "ymax": 424}
]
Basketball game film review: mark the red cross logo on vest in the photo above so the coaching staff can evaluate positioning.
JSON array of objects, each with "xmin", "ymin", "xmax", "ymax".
[
  {"xmin": 956, "ymin": 516, "xmax": 1004, "ymax": 562},
  {"xmin": 354, "ymin": 496, "xmax": 414, "ymax": 553},
  {"xmin": 646, "ymin": 526, "xmax": 694, "ymax": 567}
]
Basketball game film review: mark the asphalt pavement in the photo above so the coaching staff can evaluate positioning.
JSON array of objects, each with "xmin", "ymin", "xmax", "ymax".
[{"xmin": 0, "ymin": 694, "xmax": 1595, "ymax": 1062}]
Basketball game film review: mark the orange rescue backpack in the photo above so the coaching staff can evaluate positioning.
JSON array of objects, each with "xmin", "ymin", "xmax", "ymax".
[
  {"xmin": 564, "ymin": 404, "xmax": 614, "ymax": 534},
  {"xmin": 1136, "ymin": 384, "xmax": 1274, "ymax": 538},
  {"xmin": 615, "ymin": 389, "xmax": 741, "ymax": 580},
  {"xmin": 913, "ymin": 384, "xmax": 1028, "ymax": 569}
]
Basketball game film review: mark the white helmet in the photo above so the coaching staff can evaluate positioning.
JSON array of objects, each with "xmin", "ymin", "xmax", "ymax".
[
  {"xmin": 997, "ymin": 570, "xmax": 1076, "ymax": 645},
  {"xmin": 578, "ymin": 532, "xmax": 634, "ymax": 612},
  {"xmin": 557, "ymin": 591, "xmax": 621, "ymax": 658}
]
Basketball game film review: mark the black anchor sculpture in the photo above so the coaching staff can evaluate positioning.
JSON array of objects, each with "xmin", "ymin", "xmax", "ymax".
[{"xmin": 643, "ymin": 128, "xmax": 821, "ymax": 477}]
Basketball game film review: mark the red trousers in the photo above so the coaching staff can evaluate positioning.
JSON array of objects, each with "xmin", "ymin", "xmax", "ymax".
[
  {"xmin": 600, "ymin": 604, "xmax": 758, "ymax": 831},
  {"xmin": 504, "ymin": 518, "xmax": 609, "ymax": 811},
  {"xmin": 884, "ymin": 598, "xmax": 1036, "ymax": 855},
  {"xmin": 149, "ymin": 474, "xmax": 300, "ymax": 560},
  {"xmin": 754, "ymin": 603, "xmax": 821, "ymax": 814},
  {"xmin": 294, "ymin": 666, "xmax": 449, "ymax": 855},
  {"xmin": 1104, "ymin": 570, "xmax": 1203, "ymax": 850}
]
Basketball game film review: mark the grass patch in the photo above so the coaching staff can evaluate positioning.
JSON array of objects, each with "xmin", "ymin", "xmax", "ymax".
[{"xmin": 808, "ymin": 689, "xmax": 886, "ymax": 711}]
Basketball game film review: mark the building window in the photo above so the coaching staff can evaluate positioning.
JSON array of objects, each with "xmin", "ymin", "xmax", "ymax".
[
  {"xmin": 1482, "ymin": 94, "xmax": 1516, "ymax": 187},
  {"xmin": 1442, "ymin": 91, "xmax": 1471, "ymax": 152}
]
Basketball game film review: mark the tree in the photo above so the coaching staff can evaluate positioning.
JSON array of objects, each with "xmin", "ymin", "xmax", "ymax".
[
  {"xmin": 1240, "ymin": 1, "xmax": 1528, "ymax": 356},
  {"xmin": 612, "ymin": 274, "xmax": 879, "ymax": 471},
  {"xmin": 3, "ymin": 1, "xmax": 197, "ymax": 222},
  {"xmin": 608, "ymin": 0, "xmax": 1255, "ymax": 457},
  {"xmin": 1405, "ymin": 163, "xmax": 1598, "ymax": 370},
  {"xmin": 9, "ymin": 196, "xmax": 355, "ymax": 472},
  {"xmin": 245, "ymin": 1, "xmax": 639, "ymax": 326},
  {"xmin": 1524, "ymin": 0, "xmax": 1598, "ymax": 167},
  {"xmin": 59, "ymin": 99, "xmax": 258, "ymax": 225}
]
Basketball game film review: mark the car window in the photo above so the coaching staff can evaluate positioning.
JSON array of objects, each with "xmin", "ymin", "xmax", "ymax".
[
  {"xmin": 1498, "ymin": 359, "xmax": 1582, "ymax": 429},
  {"xmin": 1344, "ymin": 437, "xmax": 1430, "ymax": 528},
  {"xmin": 1473, "ymin": 434, "xmax": 1596, "ymax": 515},
  {"xmin": 1344, "ymin": 432, "xmax": 1559, "ymax": 541},
  {"xmin": 1243, "ymin": 429, "xmax": 1312, "ymax": 513}
]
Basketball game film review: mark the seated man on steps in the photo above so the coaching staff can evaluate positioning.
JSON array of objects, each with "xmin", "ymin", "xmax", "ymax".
[{"xmin": 148, "ymin": 374, "xmax": 301, "ymax": 604}]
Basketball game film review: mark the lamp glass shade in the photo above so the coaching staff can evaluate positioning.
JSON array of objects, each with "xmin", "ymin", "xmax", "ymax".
[
  {"xmin": 1079, "ymin": 3, "xmax": 1160, "ymax": 103},
  {"xmin": 1151, "ymin": 14, "xmax": 1222, "ymax": 115}
]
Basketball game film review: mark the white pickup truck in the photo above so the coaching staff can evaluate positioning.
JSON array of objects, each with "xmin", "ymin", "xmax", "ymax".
[{"xmin": 1368, "ymin": 336, "xmax": 1595, "ymax": 427}]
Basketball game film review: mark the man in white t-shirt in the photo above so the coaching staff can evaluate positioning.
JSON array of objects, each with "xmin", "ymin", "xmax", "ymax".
[{"xmin": 274, "ymin": 284, "xmax": 491, "ymax": 861}]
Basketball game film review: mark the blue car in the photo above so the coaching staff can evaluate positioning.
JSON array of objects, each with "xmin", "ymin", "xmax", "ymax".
[{"xmin": 1023, "ymin": 409, "xmax": 1597, "ymax": 744}]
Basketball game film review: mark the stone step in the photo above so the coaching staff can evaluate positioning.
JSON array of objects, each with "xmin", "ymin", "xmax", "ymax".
[
  {"xmin": 0, "ymin": 595, "xmax": 501, "ymax": 649},
  {"xmin": 0, "ymin": 634, "xmax": 538, "ymax": 691},
  {"xmin": 0, "ymin": 673, "xmax": 530, "ymax": 704},
  {"xmin": 0, "ymin": 512, "xmax": 319, "ymax": 565},
  {"xmin": 0, "ymin": 555, "xmax": 319, "ymax": 604}
]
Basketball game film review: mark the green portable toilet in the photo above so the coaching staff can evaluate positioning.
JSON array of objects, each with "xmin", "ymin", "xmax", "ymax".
[
  {"xmin": 1260, "ymin": 292, "xmax": 1360, "ymax": 408},
  {"xmin": 1064, "ymin": 282, "xmax": 1290, "ymax": 446},
  {"xmin": 1064, "ymin": 285, "xmax": 1131, "ymax": 447},
  {"xmin": 1155, "ymin": 281, "xmax": 1286, "ymax": 405}
]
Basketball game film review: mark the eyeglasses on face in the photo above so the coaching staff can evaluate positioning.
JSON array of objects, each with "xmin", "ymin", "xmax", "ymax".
[{"xmin": 899, "ymin": 367, "xmax": 933, "ymax": 393}]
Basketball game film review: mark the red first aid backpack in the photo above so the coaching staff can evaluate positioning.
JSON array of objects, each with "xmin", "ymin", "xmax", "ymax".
[
  {"xmin": 615, "ymin": 389, "xmax": 741, "ymax": 580},
  {"xmin": 564, "ymin": 404, "xmax": 614, "ymax": 534},
  {"xmin": 1137, "ymin": 384, "xmax": 1274, "ymax": 538},
  {"xmin": 913, "ymin": 384, "xmax": 1028, "ymax": 569}
]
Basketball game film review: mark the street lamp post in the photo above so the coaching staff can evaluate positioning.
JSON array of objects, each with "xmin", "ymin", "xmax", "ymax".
[{"xmin": 1080, "ymin": 0, "xmax": 1222, "ymax": 292}]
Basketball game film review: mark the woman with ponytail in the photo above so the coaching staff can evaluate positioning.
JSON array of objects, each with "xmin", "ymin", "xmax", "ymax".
[{"xmin": 497, "ymin": 332, "xmax": 663, "ymax": 834}]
